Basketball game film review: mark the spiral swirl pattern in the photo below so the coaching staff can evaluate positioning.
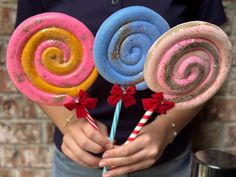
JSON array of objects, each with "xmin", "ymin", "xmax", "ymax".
[
  {"xmin": 94, "ymin": 6, "xmax": 169, "ymax": 90},
  {"xmin": 144, "ymin": 21, "xmax": 232, "ymax": 108},
  {"xmin": 7, "ymin": 13, "xmax": 97, "ymax": 105}
]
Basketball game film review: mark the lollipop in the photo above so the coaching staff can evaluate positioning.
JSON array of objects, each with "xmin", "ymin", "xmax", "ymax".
[
  {"xmin": 126, "ymin": 21, "xmax": 232, "ymax": 144},
  {"xmin": 93, "ymin": 6, "xmax": 169, "ymax": 173},
  {"xmin": 7, "ymin": 12, "xmax": 98, "ymax": 128},
  {"xmin": 94, "ymin": 5, "xmax": 169, "ymax": 142},
  {"xmin": 94, "ymin": 6, "xmax": 169, "ymax": 91},
  {"xmin": 144, "ymin": 21, "xmax": 232, "ymax": 109}
]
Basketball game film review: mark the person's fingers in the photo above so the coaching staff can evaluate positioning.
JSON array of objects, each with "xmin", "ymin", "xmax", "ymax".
[
  {"xmin": 61, "ymin": 143, "xmax": 87, "ymax": 167},
  {"xmin": 63, "ymin": 133, "xmax": 81, "ymax": 154},
  {"xmin": 97, "ymin": 121, "xmax": 109, "ymax": 137},
  {"xmin": 67, "ymin": 120, "xmax": 111, "ymax": 152},
  {"xmin": 99, "ymin": 149, "xmax": 147, "ymax": 168},
  {"xmin": 102, "ymin": 135, "xmax": 148, "ymax": 158},
  {"xmin": 100, "ymin": 132, "xmax": 162, "ymax": 172},
  {"xmin": 62, "ymin": 136, "xmax": 101, "ymax": 168},
  {"xmin": 81, "ymin": 122, "xmax": 112, "ymax": 149},
  {"xmin": 102, "ymin": 159, "xmax": 155, "ymax": 177},
  {"xmin": 76, "ymin": 147, "xmax": 101, "ymax": 168},
  {"xmin": 63, "ymin": 132, "xmax": 103, "ymax": 156},
  {"xmin": 73, "ymin": 131, "xmax": 106, "ymax": 153}
]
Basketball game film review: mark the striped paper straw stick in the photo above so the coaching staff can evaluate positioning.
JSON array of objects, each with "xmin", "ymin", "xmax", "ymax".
[
  {"xmin": 109, "ymin": 99, "xmax": 122, "ymax": 143},
  {"xmin": 125, "ymin": 108, "xmax": 154, "ymax": 144},
  {"xmin": 103, "ymin": 99, "xmax": 122, "ymax": 173},
  {"xmin": 85, "ymin": 113, "xmax": 99, "ymax": 130}
]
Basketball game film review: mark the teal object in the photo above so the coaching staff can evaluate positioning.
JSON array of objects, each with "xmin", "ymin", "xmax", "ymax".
[
  {"xmin": 103, "ymin": 99, "xmax": 122, "ymax": 173},
  {"xmin": 109, "ymin": 99, "xmax": 122, "ymax": 144}
]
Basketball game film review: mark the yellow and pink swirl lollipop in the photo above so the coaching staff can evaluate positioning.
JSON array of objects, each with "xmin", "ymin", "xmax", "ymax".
[
  {"xmin": 144, "ymin": 21, "xmax": 232, "ymax": 109},
  {"xmin": 7, "ymin": 12, "xmax": 97, "ymax": 105}
]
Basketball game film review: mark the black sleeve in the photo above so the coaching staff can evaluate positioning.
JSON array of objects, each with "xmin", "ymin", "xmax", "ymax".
[
  {"xmin": 186, "ymin": 0, "xmax": 226, "ymax": 25},
  {"xmin": 15, "ymin": 0, "xmax": 45, "ymax": 27}
]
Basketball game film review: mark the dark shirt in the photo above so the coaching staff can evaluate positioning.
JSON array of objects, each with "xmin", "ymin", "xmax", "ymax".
[{"xmin": 15, "ymin": 0, "xmax": 226, "ymax": 165}]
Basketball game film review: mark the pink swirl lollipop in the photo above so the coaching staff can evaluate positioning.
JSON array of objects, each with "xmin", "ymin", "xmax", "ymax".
[
  {"xmin": 144, "ymin": 21, "xmax": 232, "ymax": 109},
  {"xmin": 7, "ymin": 12, "xmax": 97, "ymax": 105}
]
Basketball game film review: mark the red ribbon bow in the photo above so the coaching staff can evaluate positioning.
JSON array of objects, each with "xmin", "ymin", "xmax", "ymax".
[
  {"xmin": 64, "ymin": 90, "xmax": 98, "ymax": 118},
  {"xmin": 107, "ymin": 84, "xmax": 136, "ymax": 108},
  {"xmin": 142, "ymin": 92, "xmax": 175, "ymax": 114}
]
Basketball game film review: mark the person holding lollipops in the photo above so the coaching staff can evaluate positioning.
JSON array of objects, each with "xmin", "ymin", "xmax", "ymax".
[{"xmin": 12, "ymin": 0, "xmax": 229, "ymax": 177}]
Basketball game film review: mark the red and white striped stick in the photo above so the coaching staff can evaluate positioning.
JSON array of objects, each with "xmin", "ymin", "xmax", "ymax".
[
  {"xmin": 85, "ymin": 109, "xmax": 99, "ymax": 130},
  {"xmin": 65, "ymin": 91, "xmax": 99, "ymax": 130},
  {"xmin": 85, "ymin": 114, "xmax": 99, "ymax": 130},
  {"xmin": 125, "ymin": 108, "xmax": 154, "ymax": 144}
]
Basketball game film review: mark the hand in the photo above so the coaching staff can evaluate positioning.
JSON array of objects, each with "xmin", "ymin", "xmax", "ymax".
[
  {"xmin": 61, "ymin": 118, "xmax": 113, "ymax": 168},
  {"xmin": 99, "ymin": 118, "xmax": 172, "ymax": 177}
]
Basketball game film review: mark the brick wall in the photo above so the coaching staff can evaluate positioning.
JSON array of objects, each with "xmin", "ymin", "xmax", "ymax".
[{"xmin": 0, "ymin": 0, "xmax": 236, "ymax": 176}]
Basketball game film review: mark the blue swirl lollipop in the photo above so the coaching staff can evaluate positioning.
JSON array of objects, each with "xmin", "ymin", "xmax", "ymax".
[
  {"xmin": 94, "ymin": 6, "xmax": 169, "ymax": 173},
  {"xmin": 94, "ymin": 6, "xmax": 169, "ymax": 90}
]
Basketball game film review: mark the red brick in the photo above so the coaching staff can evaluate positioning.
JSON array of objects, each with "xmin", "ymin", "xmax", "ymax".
[
  {"xmin": 0, "ymin": 40, "xmax": 3, "ymax": 65},
  {"xmin": 223, "ymin": 123, "xmax": 236, "ymax": 146},
  {"xmin": 0, "ymin": 94, "xmax": 38, "ymax": 119},
  {"xmin": 35, "ymin": 105, "xmax": 48, "ymax": 118},
  {"xmin": 0, "ymin": 67, "xmax": 18, "ymax": 93},
  {"xmin": 0, "ymin": 146, "xmax": 17, "ymax": 168},
  {"xmin": 0, "ymin": 122, "xmax": 41, "ymax": 144},
  {"xmin": 215, "ymin": 81, "xmax": 229, "ymax": 96},
  {"xmin": 0, "ymin": 169, "xmax": 52, "ymax": 177},
  {"xmin": 230, "ymin": 37, "xmax": 236, "ymax": 66},
  {"xmin": 0, "ymin": 169, "xmax": 13, "ymax": 177},
  {"xmin": 18, "ymin": 146, "xmax": 53, "ymax": 168},
  {"xmin": 231, "ymin": 8, "xmax": 236, "ymax": 36},
  {"xmin": 197, "ymin": 98, "xmax": 236, "ymax": 121},
  {"xmin": 221, "ymin": 3, "xmax": 234, "ymax": 35},
  {"xmin": 216, "ymin": 63, "xmax": 236, "ymax": 97},
  {"xmin": 0, "ymin": 7, "xmax": 16, "ymax": 35},
  {"xmin": 19, "ymin": 169, "xmax": 51, "ymax": 177},
  {"xmin": 4, "ymin": 0, "xmax": 18, "ymax": 3},
  {"xmin": 192, "ymin": 121, "xmax": 224, "ymax": 150},
  {"xmin": 226, "ymin": 69, "xmax": 236, "ymax": 96},
  {"xmin": 0, "ymin": 38, "xmax": 8, "ymax": 66},
  {"xmin": 43, "ymin": 122, "xmax": 54, "ymax": 144}
]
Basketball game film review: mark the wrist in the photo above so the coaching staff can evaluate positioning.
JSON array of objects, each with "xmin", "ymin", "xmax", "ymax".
[
  {"xmin": 162, "ymin": 115, "xmax": 178, "ymax": 144},
  {"xmin": 63, "ymin": 114, "xmax": 77, "ymax": 133},
  {"xmin": 153, "ymin": 115, "xmax": 178, "ymax": 145}
]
